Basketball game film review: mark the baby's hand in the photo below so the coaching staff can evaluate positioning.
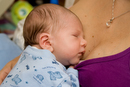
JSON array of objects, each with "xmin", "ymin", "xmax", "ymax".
[{"xmin": 69, "ymin": 66, "xmax": 75, "ymax": 69}]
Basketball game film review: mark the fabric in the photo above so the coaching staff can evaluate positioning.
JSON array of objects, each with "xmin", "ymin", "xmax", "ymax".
[
  {"xmin": 1, "ymin": 46, "xmax": 79, "ymax": 87},
  {"xmin": 13, "ymin": 19, "xmax": 25, "ymax": 50},
  {"xmin": 75, "ymin": 47, "xmax": 130, "ymax": 87},
  {"xmin": 0, "ymin": 33, "xmax": 22, "ymax": 70}
]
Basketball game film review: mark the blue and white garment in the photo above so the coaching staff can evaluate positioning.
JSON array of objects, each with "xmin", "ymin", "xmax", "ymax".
[{"xmin": 0, "ymin": 45, "xmax": 79, "ymax": 87}]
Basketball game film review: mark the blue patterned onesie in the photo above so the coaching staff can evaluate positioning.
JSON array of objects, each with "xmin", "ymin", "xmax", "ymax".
[{"xmin": 0, "ymin": 46, "xmax": 79, "ymax": 87}]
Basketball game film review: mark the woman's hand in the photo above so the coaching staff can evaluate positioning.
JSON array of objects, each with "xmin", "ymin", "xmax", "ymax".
[{"xmin": 0, "ymin": 55, "xmax": 20, "ymax": 85}]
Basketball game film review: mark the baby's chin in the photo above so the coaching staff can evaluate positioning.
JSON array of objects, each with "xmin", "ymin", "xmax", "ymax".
[
  {"xmin": 63, "ymin": 59, "xmax": 80, "ymax": 67},
  {"xmin": 70, "ymin": 61, "xmax": 80, "ymax": 66}
]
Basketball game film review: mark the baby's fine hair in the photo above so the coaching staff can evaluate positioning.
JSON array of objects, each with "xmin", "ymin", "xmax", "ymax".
[{"xmin": 23, "ymin": 4, "xmax": 78, "ymax": 48}]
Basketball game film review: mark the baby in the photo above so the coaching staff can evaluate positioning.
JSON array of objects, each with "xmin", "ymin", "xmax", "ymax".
[{"xmin": 0, "ymin": 4, "xmax": 86, "ymax": 87}]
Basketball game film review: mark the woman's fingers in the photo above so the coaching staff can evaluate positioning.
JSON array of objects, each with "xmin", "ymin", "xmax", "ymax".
[{"xmin": 0, "ymin": 66, "xmax": 12, "ymax": 85}]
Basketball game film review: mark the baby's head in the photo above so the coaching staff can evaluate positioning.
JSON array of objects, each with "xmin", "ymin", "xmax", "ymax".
[
  {"xmin": 23, "ymin": 4, "xmax": 86, "ymax": 66},
  {"xmin": 23, "ymin": 4, "xmax": 78, "ymax": 48}
]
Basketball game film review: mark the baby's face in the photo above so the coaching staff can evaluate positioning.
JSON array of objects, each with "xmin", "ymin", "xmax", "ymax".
[{"xmin": 51, "ymin": 15, "xmax": 87, "ymax": 66}]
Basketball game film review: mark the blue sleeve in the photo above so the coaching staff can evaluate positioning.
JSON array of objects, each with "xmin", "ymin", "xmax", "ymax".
[
  {"xmin": 43, "ymin": 66, "xmax": 79, "ymax": 87},
  {"xmin": 65, "ymin": 68, "xmax": 79, "ymax": 87},
  {"xmin": 0, "ymin": 33, "xmax": 22, "ymax": 70}
]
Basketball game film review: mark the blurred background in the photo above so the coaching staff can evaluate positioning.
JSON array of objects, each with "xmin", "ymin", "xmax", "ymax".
[{"xmin": 0, "ymin": 0, "xmax": 75, "ymax": 38}]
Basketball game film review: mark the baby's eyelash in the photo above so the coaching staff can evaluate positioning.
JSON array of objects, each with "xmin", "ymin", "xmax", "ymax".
[
  {"xmin": 73, "ymin": 34, "xmax": 78, "ymax": 37},
  {"xmin": 73, "ymin": 35, "xmax": 79, "ymax": 38}
]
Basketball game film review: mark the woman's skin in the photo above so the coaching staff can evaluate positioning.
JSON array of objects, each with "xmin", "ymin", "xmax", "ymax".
[
  {"xmin": 1, "ymin": 0, "xmax": 130, "ymax": 84},
  {"xmin": 70, "ymin": 0, "xmax": 130, "ymax": 60}
]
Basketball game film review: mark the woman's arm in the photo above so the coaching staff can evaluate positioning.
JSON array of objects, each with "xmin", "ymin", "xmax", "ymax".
[{"xmin": 0, "ymin": 55, "xmax": 20, "ymax": 85}]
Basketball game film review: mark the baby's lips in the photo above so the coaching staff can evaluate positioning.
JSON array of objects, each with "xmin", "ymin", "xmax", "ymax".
[
  {"xmin": 78, "ymin": 50, "xmax": 85, "ymax": 57},
  {"xmin": 81, "ymin": 50, "xmax": 86, "ymax": 55}
]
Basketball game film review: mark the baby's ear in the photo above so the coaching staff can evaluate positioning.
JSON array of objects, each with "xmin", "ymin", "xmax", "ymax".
[{"xmin": 39, "ymin": 33, "xmax": 53, "ymax": 52}]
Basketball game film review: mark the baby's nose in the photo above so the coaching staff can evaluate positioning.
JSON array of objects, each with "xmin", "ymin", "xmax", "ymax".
[{"xmin": 82, "ymin": 39, "xmax": 87, "ymax": 48}]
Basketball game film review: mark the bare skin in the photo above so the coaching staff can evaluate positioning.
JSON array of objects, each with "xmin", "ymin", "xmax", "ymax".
[
  {"xmin": 1, "ymin": 0, "xmax": 130, "ymax": 84},
  {"xmin": 70, "ymin": 0, "xmax": 130, "ymax": 60}
]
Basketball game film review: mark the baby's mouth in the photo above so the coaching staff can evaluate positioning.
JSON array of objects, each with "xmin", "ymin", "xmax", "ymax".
[{"xmin": 78, "ymin": 51, "xmax": 85, "ymax": 59}]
